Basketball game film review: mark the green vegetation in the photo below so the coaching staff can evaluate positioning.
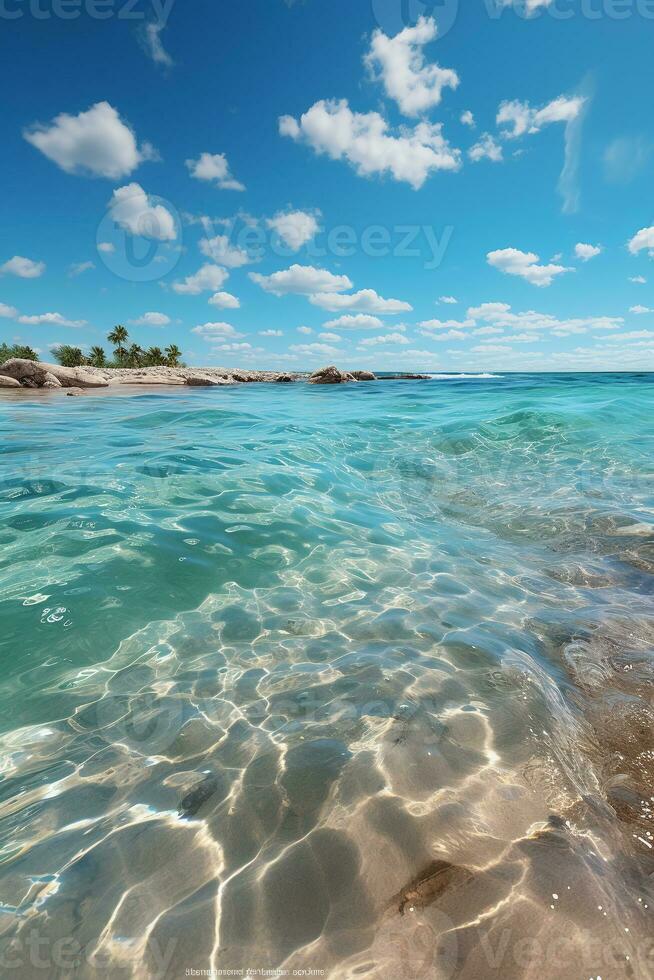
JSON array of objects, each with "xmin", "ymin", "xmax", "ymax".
[
  {"xmin": 1, "ymin": 328, "xmax": 183, "ymax": 370},
  {"xmin": 0, "ymin": 343, "xmax": 39, "ymax": 363}
]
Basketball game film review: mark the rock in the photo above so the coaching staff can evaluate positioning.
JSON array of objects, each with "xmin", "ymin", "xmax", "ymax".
[
  {"xmin": 351, "ymin": 370, "xmax": 377, "ymax": 381},
  {"xmin": 0, "ymin": 375, "xmax": 21, "ymax": 388},
  {"xmin": 308, "ymin": 365, "xmax": 357, "ymax": 385},
  {"xmin": 66, "ymin": 388, "xmax": 86, "ymax": 396},
  {"xmin": 42, "ymin": 372, "xmax": 62, "ymax": 388},
  {"xmin": 274, "ymin": 373, "xmax": 294, "ymax": 383},
  {"xmin": 184, "ymin": 375, "xmax": 233, "ymax": 386},
  {"xmin": 0, "ymin": 358, "xmax": 108, "ymax": 388}
]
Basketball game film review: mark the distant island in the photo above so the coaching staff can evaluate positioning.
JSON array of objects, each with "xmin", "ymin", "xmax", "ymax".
[{"xmin": 0, "ymin": 328, "xmax": 429, "ymax": 393}]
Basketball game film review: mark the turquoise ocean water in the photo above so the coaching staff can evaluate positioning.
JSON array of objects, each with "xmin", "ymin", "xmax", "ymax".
[{"xmin": 0, "ymin": 374, "xmax": 653, "ymax": 977}]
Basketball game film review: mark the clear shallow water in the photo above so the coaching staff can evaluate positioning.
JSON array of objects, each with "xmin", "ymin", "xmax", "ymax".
[{"xmin": 0, "ymin": 373, "xmax": 653, "ymax": 979}]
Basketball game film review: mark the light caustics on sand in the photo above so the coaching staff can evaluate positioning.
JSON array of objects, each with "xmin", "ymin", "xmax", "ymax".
[{"xmin": 0, "ymin": 373, "xmax": 652, "ymax": 978}]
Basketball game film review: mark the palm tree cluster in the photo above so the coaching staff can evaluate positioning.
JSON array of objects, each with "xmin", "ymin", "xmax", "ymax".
[
  {"xmin": 50, "ymin": 327, "xmax": 182, "ymax": 370},
  {"xmin": 0, "ymin": 343, "xmax": 39, "ymax": 363}
]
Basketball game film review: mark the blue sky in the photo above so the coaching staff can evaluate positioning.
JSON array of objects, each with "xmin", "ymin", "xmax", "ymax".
[{"xmin": 1, "ymin": 0, "xmax": 654, "ymax": 372}]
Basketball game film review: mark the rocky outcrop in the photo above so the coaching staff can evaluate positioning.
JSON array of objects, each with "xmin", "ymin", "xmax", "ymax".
[
  {"xmin": 308, "ymin": 365, "xmax": 358, "ymax": 385},
  {"xmin": 0, "ymin": 375, "xmax": 21, "ymax": 388},
  {"xmin": 0, "ymin": 359, "xmax": 109, "ymax": 388},
  {"xmin": 274, "ymin": 373, "xmax": 294, "ymax": 383},
  {"xmin": 351, "ymin": 370, "xmax": 377, "ymax": 381}
]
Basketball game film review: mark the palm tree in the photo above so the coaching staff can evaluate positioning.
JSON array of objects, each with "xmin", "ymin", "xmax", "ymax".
[
  {"xmin": 107, "ymin": 325, "xmax": 128, "ymax": 365},
  {"xmin": 89, "ymin": 346, "xmax": 107, "ymax": 367},
  {"xmin": 144, "ymin": 346, "xmax": 164, "ymax": 367},
  {"xmin": 52, "ymin": 345, "xmax": 86, "ymax": 368},
  {"xmin": 165, "ymin": 344, "xmax": 182, "ymax": 367},
  {"xmin": 127, "ymin": 344, "xmax": 144, "ymax": 368}
]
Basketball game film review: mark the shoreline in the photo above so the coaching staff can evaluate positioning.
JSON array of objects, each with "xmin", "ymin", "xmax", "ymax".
[{"xmin": 0, "ymin": 359, "xmax": 431, "ymax": 394}]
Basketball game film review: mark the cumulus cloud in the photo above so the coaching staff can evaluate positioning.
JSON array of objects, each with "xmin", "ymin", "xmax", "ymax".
[
  {"xmin": 97, "ymin": 242, "xmax": 115, "ymax": 253},
  {"xmin": 259, "ymin": 329, "xmax": 283, "ymax": 337},
  {"xmin": 322, "ymin": 313, "xmax": 385, "ymax": 330},
  {"xmin": 364, "ymin": 16, "xmax": 459, "ymax": 117},
  {"xmin": 629, "ymin": 305, "xmax": 652, "ymax": 314},
  {"xmin": 279, "ymin": 99, "xmax": 461, "ymax": 190},
  {"xmin": 250, "ymin": 264, "xmax": 352, "ymax": 296},
  {"xmin": 439, "ymin": 296, "xmax": 458, "ymax": 304},
  {"xmin": 266, "ymin": 210, "xmax": 320, "ymax": 251},
  {"xmin": 487, "ymin": 248, "xmax": 573, "ymax": 287},
  {"xmin": 497, "ymin": 95, "xmax": 586, "ymax": 139},
  {"xmin": 309, "ymin": 289, "xmax": 412, "ymax": 315},
  {"xmin": 460, "ymin": 110, "xmax": 475, "ymax": 127},
  {"xmin": 191, "ymin": 321, "xmax": 242, "ymax": 340},
  {"xmin": 17, "ymin": 312, "xmax": 86, "ymax": 327},
  {"xmin": 173, "ymin": 264, "xmax": 229, "ymax": 295},
  {"xmin": 419, "ymin": 317, "xmax": 474, "ymax": 330},
  {"xmin": 297, "ymin": 326, "xmax": 313, "ymax": 335},
  {"xmin": 290, "ymin": 342, "xmax": 341, "ymax": 357},
  {"xmin": 629, "ymin": 276, "xmax": 646, "ymax": 284},
  {"xmin": 208, "ymin": 291, "xmax": 240, "ymax": 309},
  {"xmin": 24, "ymin": 102, "xmax": 156, "ymax": 179},
  {"xmin": 128, "ymin": 311, "xmax": 171, "ymax": 326},
  {"xmin": 358, "ymin": 332, "xmax": 410, "ymax": 346},
  {"xmin": 185, "ymin": 152, "xmax": 245, "ymax": 191},
  {"xmin": 200, "ymin": 234, "xmax": 251, "ymax": 268},
  {"xmin": 466, "ymin": 301, "xmax": 623, "ymax": 335},
  {"xmin": 109, "ymin": 183, "xmax": 176, "ymax": 241},
  {"xmin": 0, "ymin": 303, "xmax": 18, "ymax": 317},
  {"xmin": 1, "ymin": 255, "xmax": 45, "ymax": 278},
  {"xmin": 468, "ymin": 133, "xmax": 503, "ymax": 163},
  {"xmin": 319, "ymin": 332, "xmax": 341, "ymax": 342},
  {"xmin": 575, "ymin": 242, "xmax": 602, "ymax": 261},
  {"xmin": 628, "ymin": 226, "xmax": 654, "ymax": 256}
]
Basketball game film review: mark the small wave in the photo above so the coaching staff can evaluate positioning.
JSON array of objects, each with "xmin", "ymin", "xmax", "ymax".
[{"xmin": 428, "ymin": 372, "xmax": 501, "ymax": 379}]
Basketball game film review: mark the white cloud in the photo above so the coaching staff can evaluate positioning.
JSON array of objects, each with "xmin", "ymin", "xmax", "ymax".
[
  {"xmin": 419, "ymin": 317, "xmax": 474, "ymax": 330},
  {"xmin": 266, "ymin": 210, "xmax": 320, "ymax": 251},
  {"xmin": 297, "ymin": 325, "xmax": 313, "ymax": 335},
  {"xmin": 109, "ymin": 183, "xmax": 176, "ymax": 241},
  {"xmin": 468, "ymin": 133, "xmax": 503, "ymax": 163},
  {"xmin": 359, "ymin": 332, "xmax": 410, "ymax": 346},
  {"xmin": 289, "ymin": 342, "xmax": 341, "ymax": 356},
  {"xmin": 575, "ymin": 242, "xmax": 602, "ymax": 261},
  {"xmin": 487, "ymin": 248, "xmax": 573, "ymax": 287},
  {"xmin": 250, "ymin": 264, "xmax": 352, "ymax": 296},
  {"xmin": 68, "ymin": 260, "xmax": 94, "ymax": 277},
  {"xmin": 364, "ymin": 16, "xmax": 459, "ymax": 117},
  {"xmin": 322, "ymin": 313, "xmax": 384, "ymax": 330},
  {"xmin": 208, "ymin": 291, "xmax": 240, "ymax": 309},
  {"xmin": 199, "ymin": 234, "xmax": 251, "ymax": 268},
  {"xmin": 212, "ymin": 342, "xmax": 253, "ymax": 352},
  {"xmin": 185, "ymin": 152, "xmax": 245, "ymax": 191},
  {"xmin": 309, "ymin": 289, "xmax": 412, "ymax": 314},
  {"xmin": 603, "ymin": 330, "xmax": 654, "ymax": 341},
  {"xmin": 499, "ymin": 0, "xmax": 554, "ymax": 13},
  {"xmin": 97, "ymin": 242, "xmax": 115, "ymax": 253},
  {"xmin": 24, "ymin": 102, "xmax": 155, "ymax": 179},
  {"xmin": 0, "ymin": 303, "xmax": 18, "ymax": 318},
  {"xmin": 17, "ymin": 312, "xmax": 86, "ymax": 327},
  {"xmin": 497, "ymin": 95, "xmax": 586, "ymax": 139},
  {"xmin": 128, "ymin": 311, "xmax": 171, "ymax": 326},
  {"xmin": 629, "ymin": 275, "xmax": 646, "ymax": 284},
  {"xmin": 1, "ymin": 256, "xmax": 45, "ymax": 278},
  {"xmin": 191, "ymin": 321, "xmax": 242, "ymax": 340},
  {"xmin": 629, "ymin": 305, "xmax": 652, "ymax": 315},
  {"xmin": 279, "ymin": 99, "xmax": 461, "ymax": 190},
  {"xmin": 439, "ymin": 295, "xmax": 458, "ymax": 304},
  {"xmin": 319, "ymin": 332, "xmax": 341, "ymax": 342},
  {"xmin": 460, "ymin": 110, "xmax": 475, "ymax": 128},
  {"xmin": 142, "ymin": 21, "xmax": 173, "ymax": 67},
  {"xmin": 173, "ymin": 264, "xmax": 229, "ymax": 295},
  {"xmin": 466, "ymin": 301, "xmax": 624, "ymax": 335},
  {"xmin": 259, "ymin": 329, "xmax": 283, "ymax": 337},
  {"xmin": 422, "ymin": 329, "xmax": 466, "ymax": 341},
  {"xmin": 627, "ymin": 226, "xmax": 654, "ymax": 256}
]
